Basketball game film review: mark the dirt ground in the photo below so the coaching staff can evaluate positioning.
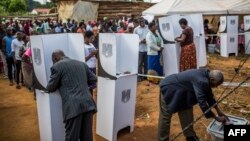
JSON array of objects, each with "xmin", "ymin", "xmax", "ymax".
[{"xmin": 0, "ymin": 54, "xmax": 249, "ymax": 141}]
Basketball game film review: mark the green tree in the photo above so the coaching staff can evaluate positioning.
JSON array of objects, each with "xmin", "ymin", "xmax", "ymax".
[
  {"xmin": 0, "ymin": 0, "xmax": 11, "ymax": 12},
  {"xmin": 8, "ymin": 0, "xmax": 28, "ymax": 13},
  {"xmin": 0, "ymin": 6, "xmax": 5, "ymax": 13}
]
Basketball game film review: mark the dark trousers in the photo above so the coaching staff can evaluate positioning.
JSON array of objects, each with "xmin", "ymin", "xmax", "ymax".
[
  {"xmin": 138, "ymin": 52, "xmax": 148, "ymax": 79},
  {"xmin": 158, "ymin": 93, "xmax": 197, "ymax": 141},
  {"xmin": 15, "ymin": 60, "xmax": 23, "ymax": 85},
  {"xmin": 6, "ymin": 57, "xmax": 14, "ymax": 81},
  {"xmin": 65, "ymin": 112, "xmax": 93, "ymax": 141},
  {"xmin": 88, "ymin": 68, "xmax": 96, "ymax": 96}
]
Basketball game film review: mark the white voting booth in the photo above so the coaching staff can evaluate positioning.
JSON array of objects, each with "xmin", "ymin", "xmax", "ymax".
[
  {"xmin": 96, "ymin": 33, "xmax": 139, "ymax": 141},
  {"xmin": 220, "ymin": 16, "xmax": 239, "ymax": 57},
  {"xmin": 158, "ymin": 15, "xmax": 181, "ymax": 76},
  {"xmin": 244, "ymin": 15, "xmax": 250, "ymax": 54},
  {"xmin": 159, "ymin": 14, "xmax": 207, "ymax": 76},
  {"xmin": 30, "ymin": 33, "xmax": 85, "ymax": 141}
]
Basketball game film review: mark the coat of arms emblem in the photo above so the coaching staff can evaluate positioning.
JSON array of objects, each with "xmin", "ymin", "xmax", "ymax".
[
  {"xmin": 122, "ymin": 89, "xmax": 131, "ymax": 103},
  {"xmin": 102, "ymin": 43, "xmax": 112, "ymax": 57},
  {"xmin": 33, "ymin": 48, "xmax": 42, "ymax": 65}
]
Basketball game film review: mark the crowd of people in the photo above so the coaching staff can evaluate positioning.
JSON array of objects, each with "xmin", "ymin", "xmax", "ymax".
[{"xmin": 0, "ymin": 16, "xmax": 229, "ymax": 141}]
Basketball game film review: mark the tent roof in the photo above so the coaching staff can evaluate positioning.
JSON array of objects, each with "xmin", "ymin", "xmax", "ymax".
[
  {"xmin": 216, "ymin": 0, "xmax": 250, "ymax": 14},
  {"xmin": 142, "ymin": 0, "xmax": 250, "ymax": 16}
]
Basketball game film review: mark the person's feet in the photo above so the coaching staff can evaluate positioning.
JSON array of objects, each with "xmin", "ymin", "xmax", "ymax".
[
  {"xmin": 16, "ymin": 85, "xmax": 21, "ymax": 89},
  {"xmin": 9, "ymin": 80, "xmax": 14, "ymax": 86},
  {"xmin": 3, "ymin": 75, "xmax": 8, "ymax": 79}
]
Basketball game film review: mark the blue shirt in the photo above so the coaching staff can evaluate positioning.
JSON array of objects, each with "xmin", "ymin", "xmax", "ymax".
[{"xmin": 3, "ymin": 36, "xmax": 14, "ymax": 58}]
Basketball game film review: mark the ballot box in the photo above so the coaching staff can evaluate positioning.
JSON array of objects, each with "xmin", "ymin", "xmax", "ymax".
[
  {"xmin": 244, "ymin": 15, "xmax": 250, "ymax": 54},
  {"xmin": 207, "ymin": 115, "xmax": 249, "ymax": 141},
  {"xmin": 220, "ymin": 16, "xmax": 239, "ymax": 57},
  {"xmin": 96, "ymin": 33, "xmax": 139, "ymax": 141},
  {"xmin": 158, "ymin": 14, "xmax": 207, "ymax": 76},
  {"xmin": 30, "ymin": 33, "xmax": 85, "ymax": 141}
]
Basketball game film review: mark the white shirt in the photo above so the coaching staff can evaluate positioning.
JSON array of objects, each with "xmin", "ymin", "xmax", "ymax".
[
  {"xmin": 146, "ymin": 30, "xmax": 163, "ymax": 56},
  {"xmin": 55, "ymin": 26, "xmax": 61, "ymax": 33},
  {"xmin": 84, "ymin": 43, "xmax": 97, "ymax": 68},
  {"xmin": 86, "ymin": 24, "xmax": 93, "ymax": 32},
  {"xmin": 133, "ymin": 25, "xmax": 149, "ymax": 52},
  {"xmin": 11, "ymin": 39, "xmax": 24, "ymax": 61},
  {"xmin": 42, "ymin": 22, "xmax": 51, "ymax": 34}
]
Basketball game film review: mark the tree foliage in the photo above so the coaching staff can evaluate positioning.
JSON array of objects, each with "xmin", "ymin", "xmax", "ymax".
[
  {"xmin": 8, "ymin": 0, "xmax": 28, "ymax": 13},
  {"xmin": 0, "ymin": 0, "xmax": 11, "ymax": 12},
  {"xmin": 0, "ymin": 0, "xmax": 56, "ymax": 14}
]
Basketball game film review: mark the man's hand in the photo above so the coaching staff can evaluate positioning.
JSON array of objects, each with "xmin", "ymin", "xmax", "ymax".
[
  {"xmin": 215, "ymin": 116, "xmax": 227, "ymax": 123},
  {"xmin": 160, "ymin": 47, "xmax": 164, "ymax": 51},
  {"xmin": 215, "ymin": 105, "xmax": 229, "ymax": 121},
  {"xmin": 91, "ymin": 49, "xmax": 98, "ymax": 56},
  {"xmin": 140, "ymin": 39, "xmax": 146, "ymax": 44}
]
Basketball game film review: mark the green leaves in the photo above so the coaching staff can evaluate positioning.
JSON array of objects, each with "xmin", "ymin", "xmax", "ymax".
[{"xmin": 8, "ymin": 0, "xmax": 28, "ymax": 13}]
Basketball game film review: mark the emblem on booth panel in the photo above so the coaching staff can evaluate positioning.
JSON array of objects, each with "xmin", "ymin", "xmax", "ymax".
[
  {"xmin": 230, "ymin": 37, "xmax": 235, "ymax": 43},
  {"xmin": 221, "ymin": 20, "xmax": 226, "ymax": 25},
  {"xmin": 162, "ymin": 23, "xmax": 170, "ymax": 32},
  {"xmin": 102, "ymin": 43, "xmax": 112, "ymax": 57},
  {"xmin": 246, "ymin": 19, "xmax": 250, "ymax": 24},
  {"xmin": 230, "ymin": 20, "xmax": 236, "ymax": 25},
  {"xmin": 33, "ymin": 48, "xmax": 42, "ymax": 65},
  {"xmin": 121, "ymin": 89, "xmax": 131, "ymax": 103}
]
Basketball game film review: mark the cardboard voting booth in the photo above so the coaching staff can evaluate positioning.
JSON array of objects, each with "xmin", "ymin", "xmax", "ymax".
[
  {"xmin": 30, "ymin": 33, "xmax": 85, "ymax": 141},
  {"xmin": 158, "ymin": 15, "xmax": 182, "ymax": 76},
  {"xmin": 244, "ymin": 15, "xmax": 250, "ymax": 32},
  {"xmin": 96, "ymin": 33, "xmax": 139, "ymax": 141},
  {"xmin": 159, "ymin": 14, "xmax": 207, "ymax": 76},
  {"xmin": 189, "ymin": 14, "xmax": 207, "ymax": 67},
  {"xmin": 220, "ymin": 16, "xmax": 239, "ymax": 57},
  {"xmin": 244, "ymin": 15, "xmax": 250, "ymax": 54}
]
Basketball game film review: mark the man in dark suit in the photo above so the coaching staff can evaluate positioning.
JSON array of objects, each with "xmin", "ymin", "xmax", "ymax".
[
  {"xmin": 158, "ymin": 69, "xmax": 228, "ymax": 141},
  {"xmin": 46, "ymin": 49, "xmax": 97, "ymax": 141}
]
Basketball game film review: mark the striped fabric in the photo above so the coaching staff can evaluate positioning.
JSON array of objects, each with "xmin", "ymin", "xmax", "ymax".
[{"xmin": 47, "ymin": 57, "xmax": 97, "ymax": 121}]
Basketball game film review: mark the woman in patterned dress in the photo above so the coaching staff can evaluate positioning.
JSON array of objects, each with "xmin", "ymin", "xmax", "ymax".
[{"xmin": 175, "ymin": 18, "xmax": 197, "ymax": 72}]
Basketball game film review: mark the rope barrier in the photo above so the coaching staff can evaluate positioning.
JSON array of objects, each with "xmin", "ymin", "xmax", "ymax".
[{"xmin": 205, "ymin": 33, "xmax": 246, "ymax": 37}]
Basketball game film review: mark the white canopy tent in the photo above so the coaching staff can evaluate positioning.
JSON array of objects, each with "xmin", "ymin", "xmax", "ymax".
[{"xmin": 143, "ymin": 0, "xmax": 250, "ymax": 16}]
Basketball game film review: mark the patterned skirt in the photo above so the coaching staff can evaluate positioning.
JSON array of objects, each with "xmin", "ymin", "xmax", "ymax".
[{"xmin": 180, "ymin": 43, "xmax": 197, "ymax": 72}]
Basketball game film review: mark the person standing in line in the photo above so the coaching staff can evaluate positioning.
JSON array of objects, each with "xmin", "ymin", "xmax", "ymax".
[
  {"xmin": 84, "ymin": 31, "xmax": 98, "ymax": 95},
  {"xmin": 133, "ymin": 18, "xmax": 149, "ymax": 81},
  {"xmin": 46, "ymin": 50, "xmax": 97, "ymax": 141},
  {"xmin": 158, "ymin": 69, "xmax": 228, "ymax": 141},
  {"xmin": 0, "ymin": 23, "xmax": 8, "ymax": 78},
  {"xmin": 175, "ymin": 18, "xmax": 197, "ymax": 72},
  {"xmin": 77, "ymin": 22, "xmax": 86, "ymax": 35},
  {"xmin": 125, "ymin": 23, "xmax": 134, "ymax": 33},
  {"xmin": 11, "ymin": 32, "xmax": 24, "ymax": 89},
  {"xmin": 92, "ymin": 26, "xmax": 99, "ymax": 49},
  {"xmin": 146, "ymin": 22, "xmax": 164, "ymax": 84},
  {"xmin": 42, "ymin": 18, "xmax": 51, "ymax": 34},
  {"xmin": 2, "ymin": 28, "xmax": 14, "ymax": 85}
]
